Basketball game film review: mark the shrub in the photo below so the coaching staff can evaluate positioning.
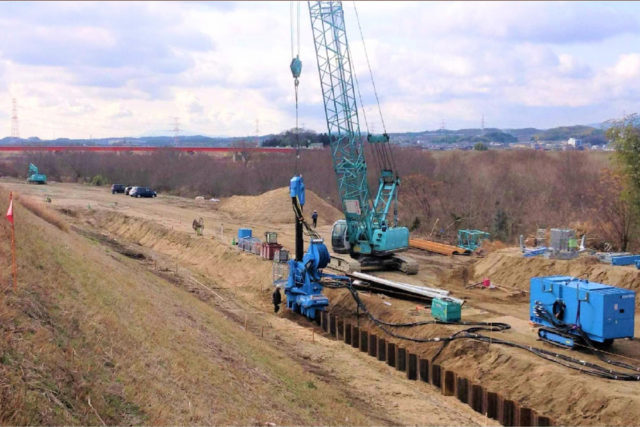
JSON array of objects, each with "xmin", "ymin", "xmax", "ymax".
[{"xmin": 90, "ymin": 174, "xmax": 108, "ymax": 186}]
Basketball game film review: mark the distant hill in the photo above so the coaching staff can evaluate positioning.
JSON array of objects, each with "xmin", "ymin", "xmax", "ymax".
[
  {"xmin": 0, "ymin": 122, "xmax": 611, "ymax": 147},
  {"xmin": 531, "ymin": 125, "xmax": 607, "ymax": 145},
  {"xmin": 0, "ymin": 134, "xmax": 256, "ymax": 147},
  {"xmin": 390, "ymin": 123, "xmax": 609, "ymax": 146}
]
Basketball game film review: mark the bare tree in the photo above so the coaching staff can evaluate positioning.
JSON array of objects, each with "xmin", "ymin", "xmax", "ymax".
[
  {"xmin": 590, "ymin": 169, "xmax": 635, "ymax": 251},
  {"xmin": 231, "ymin": 140, "xmax": 257, "ymax": 167}
]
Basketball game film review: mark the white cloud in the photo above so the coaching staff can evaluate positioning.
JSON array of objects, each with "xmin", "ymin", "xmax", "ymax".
[
  {"xmin": 1, "ymin": 1, "xmax": 640, "ymax": 137},
  {"xmin": 610, "ymin": 53, "xmax": 640, "ymax": 79},
  {"xmin": 557, "ymin": 54, "xmax": 592, "ymax": 78},
  {"xmin": 391, "ymin": 2, "xmax": 639, "ymax": 44}
]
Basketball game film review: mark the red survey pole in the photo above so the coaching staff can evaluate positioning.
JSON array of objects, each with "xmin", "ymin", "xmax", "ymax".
[{"xmin": 6, "ymin": 192, "xmax": 17, "ymax": 291}]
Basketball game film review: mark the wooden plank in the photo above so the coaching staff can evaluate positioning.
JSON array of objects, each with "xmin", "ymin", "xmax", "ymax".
[{"xmin": 409, "ymin": 238, "xmax": 471, "ymax": 256}]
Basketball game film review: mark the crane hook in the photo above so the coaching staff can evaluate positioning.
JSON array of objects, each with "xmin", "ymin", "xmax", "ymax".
[{"xmin": 290, "ymin": 55, "xmax": 302, "ymax": 83}]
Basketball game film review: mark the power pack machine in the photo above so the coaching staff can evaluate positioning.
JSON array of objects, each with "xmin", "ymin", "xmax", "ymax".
[{"xmin": 530, "ymin": 276, "xmax": 635, "ymax": 348}]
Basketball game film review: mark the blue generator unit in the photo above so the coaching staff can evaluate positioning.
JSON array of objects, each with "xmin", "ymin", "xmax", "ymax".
[{"xmin": 530, "ymin": 276, "xmax": 635, "ymax": 348}]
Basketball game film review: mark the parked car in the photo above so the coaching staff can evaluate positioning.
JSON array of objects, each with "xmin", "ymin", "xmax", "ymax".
[
  {"xmin": 124, "ymin": 186, "xmax": 133, "ymax": 195},
  {"xmin": 130, "ymin": 187, "xmax": 157, "ymax": 198},
  {"xmin": 111, "ymin": 184, "xmax": 126, "ymax": 194}
]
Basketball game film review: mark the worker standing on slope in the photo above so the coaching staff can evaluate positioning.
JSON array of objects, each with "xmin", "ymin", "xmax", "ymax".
[
  {"xmin": 312, "ymin": 210, "xmax": 318, "ymax": 228},
  {"xmin": 272, "ymin": 287, "xmax": 282, "ymax": 313},
  {"xmin": 192, "ymin": 217, "xmax": 204, "ymax": 236}
]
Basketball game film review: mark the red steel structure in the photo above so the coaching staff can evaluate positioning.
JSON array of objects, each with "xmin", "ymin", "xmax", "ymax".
[{"xmin": 0, "ymin": 146, "xmax": 295, "ymax": 153}]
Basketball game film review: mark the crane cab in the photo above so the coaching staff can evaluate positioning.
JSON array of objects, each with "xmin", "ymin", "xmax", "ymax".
[{"xmin": 331, "ymin": 220, "xmax": 350, "ymax": 254}]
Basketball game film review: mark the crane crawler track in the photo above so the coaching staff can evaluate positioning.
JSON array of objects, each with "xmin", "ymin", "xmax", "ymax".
[{"xmin": 328, "ymin": 254, "xmax": 418, "ymax": 275}]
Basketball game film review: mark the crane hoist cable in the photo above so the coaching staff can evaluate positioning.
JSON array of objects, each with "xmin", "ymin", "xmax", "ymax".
[
  {"xmin": 352, "ymin": 1, "xmax": 385, "ymax": 135},
  {"xmin": 292, "ymin": 193, "xmax": 321, "ymax": 240},
  {"xmin": 290, "ymin": 1, "xmax": 302, "ymax": 174},
  {"xmin": 351, "ymin": 1, "xmax": 398, "ymax": 177},
  {"xmin": 288, "ymin": 2, "xmax": 319, "ymax": 242}
]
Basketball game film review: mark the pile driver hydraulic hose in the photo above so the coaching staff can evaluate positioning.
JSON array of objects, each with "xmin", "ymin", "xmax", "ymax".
[{"xmin": 322, "ymin": 279, "xmax": 640, "ymax": 381}]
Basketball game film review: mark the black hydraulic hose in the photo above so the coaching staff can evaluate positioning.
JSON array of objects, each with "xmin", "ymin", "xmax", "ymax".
[
  {"xmin": 535, "ymin": 303, "xmax": 640, "ymax": 373},
  {"xmin": 323, "ymin": 279, "xmax": 640, "ymax": 381},
  {"xmin": 292, "ymin": 196, "xmax": 320, "ymax": 240}
]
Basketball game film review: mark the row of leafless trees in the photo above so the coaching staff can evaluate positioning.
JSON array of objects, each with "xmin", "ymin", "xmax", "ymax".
[
  {"xmin": 394, "ymin": 150, "xmax": 627, "ymax": 249},
  {"xmin": 0, "ymin": 147, "xmax": 632, "ymax": 250}
]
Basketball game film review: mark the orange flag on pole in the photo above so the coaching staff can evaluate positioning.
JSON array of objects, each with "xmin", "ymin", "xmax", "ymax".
[
  {"xmin": 7, "ymin": 191, "xmax": 17, "ymax": 291},
  {"xmin": 6, "ymin": 194, "xmax": 13, "ymax": 224}
]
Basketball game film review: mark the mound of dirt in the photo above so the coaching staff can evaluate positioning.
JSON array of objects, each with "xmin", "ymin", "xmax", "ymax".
[
  {"xmin": 218, "ymin": 187, "xmax": 342, "ymax": 225},
  {"xmin": 478, "ymin": 239, "xmax": 507, "ymax": 254},
  {"xmin": 473, "ymin": 248, "xmax": 640, "ymax": 304}
]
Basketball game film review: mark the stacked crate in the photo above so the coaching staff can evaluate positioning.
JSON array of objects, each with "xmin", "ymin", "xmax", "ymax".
[{"xmin": 261, "ymin": 231, "xmax": 283, "ymax": 260}]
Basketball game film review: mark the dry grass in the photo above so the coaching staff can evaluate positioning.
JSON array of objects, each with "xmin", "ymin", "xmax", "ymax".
[
  {"xmin": 15, "ymin": 194, "xmax": 68, "ymax": 231},
  {"xmin": 0, "ymin": 187, "xmax": 373, "ymax": 425},
  {"xmin": 0, "ymin": 187, "xmax": 141, "ymax": 425}
]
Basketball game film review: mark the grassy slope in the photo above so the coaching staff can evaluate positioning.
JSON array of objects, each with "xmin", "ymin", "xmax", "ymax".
[{"xmin": 0, "ymin": 188, "xmax": 370, "ymax": 425}]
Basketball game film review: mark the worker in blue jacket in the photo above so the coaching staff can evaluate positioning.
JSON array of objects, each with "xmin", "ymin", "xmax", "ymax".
[{"xmin": 312, "ymin": 210, "xmax": 318, "ymax": 228}]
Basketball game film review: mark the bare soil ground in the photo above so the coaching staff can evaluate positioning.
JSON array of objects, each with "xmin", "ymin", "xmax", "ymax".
[
  {"xmin": 473, "ymin": 247, "xmax": 640, "ymax": 301},
  {"xmin": 0, "ymin": 178, "xmax": 493, "ymax": 425},
  {"xmin": 4, "ymin": 178, "xmax": 640, "ymax": 425}
]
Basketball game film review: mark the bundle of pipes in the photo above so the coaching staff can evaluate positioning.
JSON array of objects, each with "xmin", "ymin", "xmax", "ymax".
[{"xmin": 349, "ymin": 271, "xmax": 464, "ymax": 305}]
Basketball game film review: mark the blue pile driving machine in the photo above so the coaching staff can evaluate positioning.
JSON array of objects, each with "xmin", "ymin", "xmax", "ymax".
[
  {"xmin": 530, "ymin": 276, "xmax": 635, "ymax": 348},
  {"xmin": 278, "ymin": 176, "xmax": 347, "ymax": 320}
]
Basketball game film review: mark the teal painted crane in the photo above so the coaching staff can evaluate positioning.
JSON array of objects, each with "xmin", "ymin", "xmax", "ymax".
[{"xmin": 300, "ymin": 1, "xmax": 417, "ymax": 273}]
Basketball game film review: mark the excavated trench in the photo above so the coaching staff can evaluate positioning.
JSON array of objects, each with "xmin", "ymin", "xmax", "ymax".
[{"xmin": 69, "ymin": 208, "xmax": 640, "ymax": 426}]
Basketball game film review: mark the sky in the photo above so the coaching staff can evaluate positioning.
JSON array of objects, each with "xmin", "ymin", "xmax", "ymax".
[{"xmin": 1, "ymin": 1, "xmax": 639, "ymax": 139}]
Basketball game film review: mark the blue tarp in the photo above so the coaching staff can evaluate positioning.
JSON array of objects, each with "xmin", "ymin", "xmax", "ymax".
[{"xmin": 611, "ymin": 255, "xmax": 640, "ymax": 266}]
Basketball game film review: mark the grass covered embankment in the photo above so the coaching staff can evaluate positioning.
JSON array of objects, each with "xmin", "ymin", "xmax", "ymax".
[{"xmin": 0, "ymin": 187, "xmax": 371, "ymax": 425}]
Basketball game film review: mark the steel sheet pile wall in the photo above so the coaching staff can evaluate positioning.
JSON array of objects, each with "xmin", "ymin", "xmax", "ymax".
[{"xmin": 314, "ymin": 312, "xmax": 553, "ymax": 427}]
